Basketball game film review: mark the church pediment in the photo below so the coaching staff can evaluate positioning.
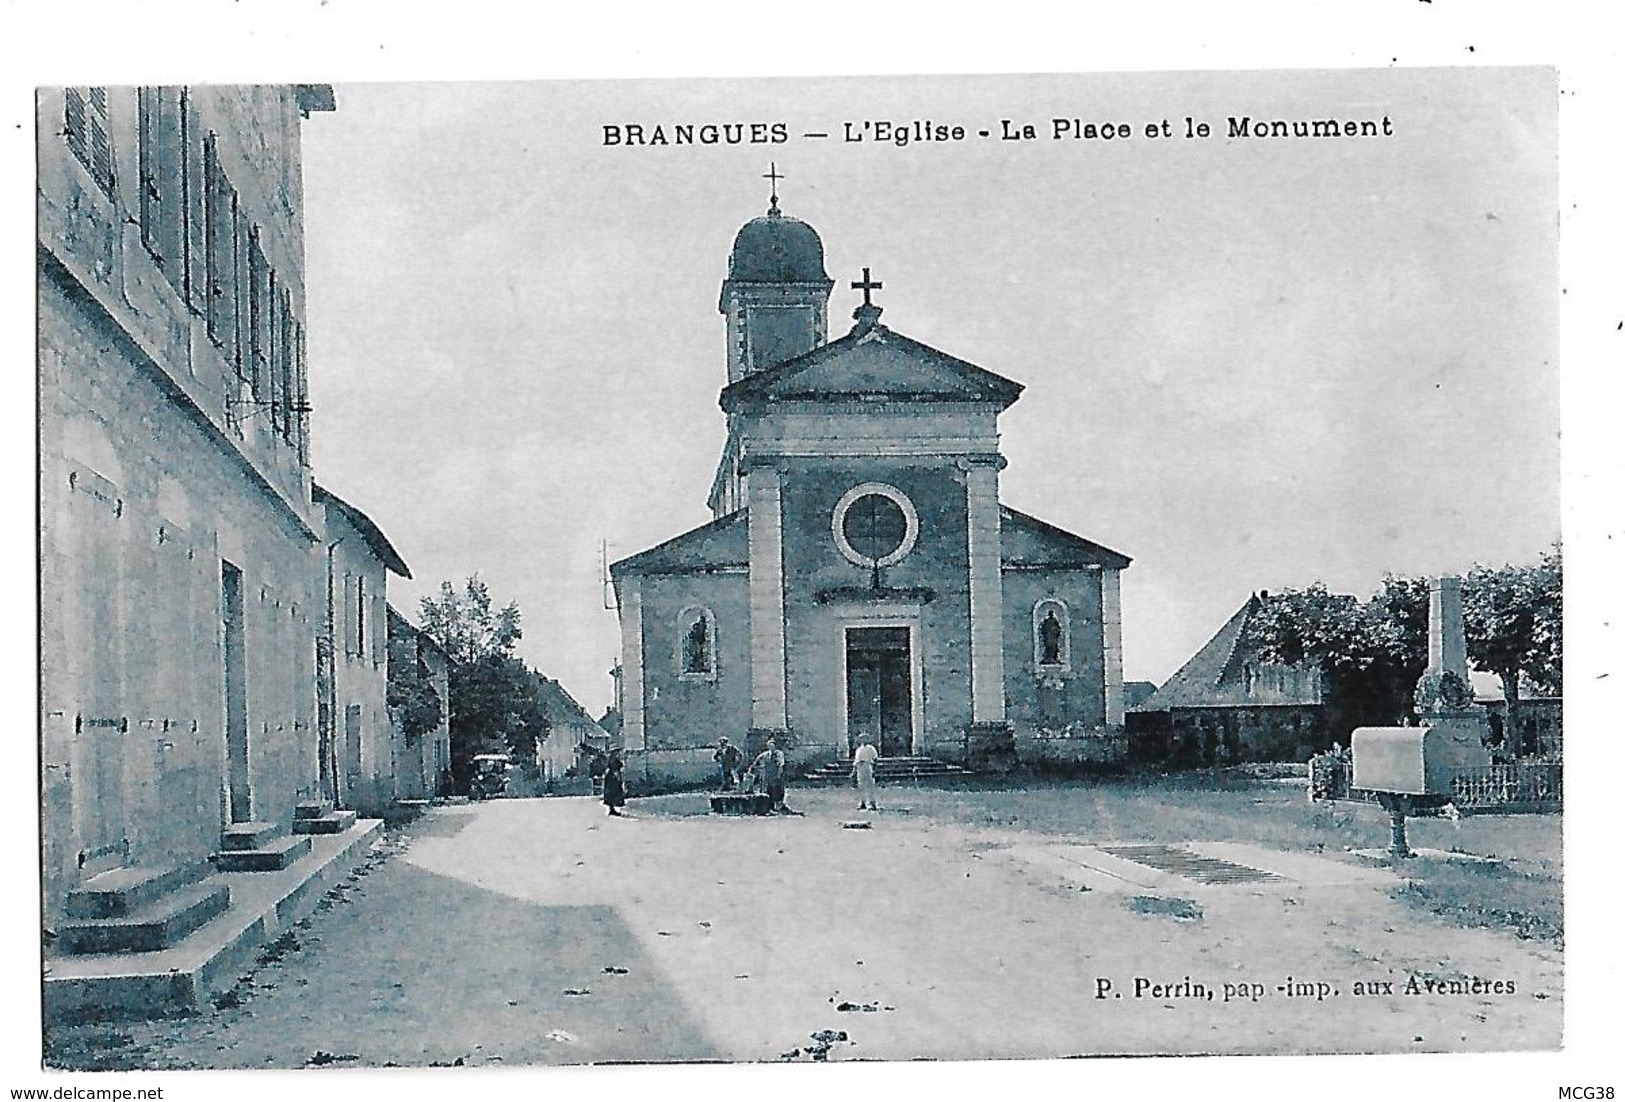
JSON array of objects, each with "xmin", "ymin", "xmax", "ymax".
[{"xmin": 719, "ymin": 325, "xmax": 1023, "ymax": 413}]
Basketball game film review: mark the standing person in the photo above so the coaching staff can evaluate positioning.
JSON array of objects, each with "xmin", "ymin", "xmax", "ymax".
[
  {"xmin": 750, "ymin": 737, "xmax": 789, "ymax": 813},
  {"xmin": 714, "ymin": 737, "xmax": 742, "ymax": 791},
  {"xmin": 603, "ymin": 751, "xmax": 627, "ymax": 817},
  {"xmin": 852, "ymin": 731, "xmax": 880, "ymax": 811}
]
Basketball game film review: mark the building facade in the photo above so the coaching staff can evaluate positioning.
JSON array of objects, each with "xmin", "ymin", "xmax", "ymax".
[
  {"xmin": 38, "ymin": 85, "xmax": 336, "ymax": 917},
  {"xmin": 611, "ymin": 197, "xmax": 1130, "ymax": 787},
  {"xmin": 387, "ymin": 605, "xmax": 452, "ymax": 801},
  {"xmin": 315, "ymin": 484, "xmax": 412, "ymax": 815}
]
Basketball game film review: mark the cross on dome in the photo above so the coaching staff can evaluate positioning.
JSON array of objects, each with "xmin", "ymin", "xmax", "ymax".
[{"xmin": 764, "ymin": 162, "xmax": 784, "ymax": 215}]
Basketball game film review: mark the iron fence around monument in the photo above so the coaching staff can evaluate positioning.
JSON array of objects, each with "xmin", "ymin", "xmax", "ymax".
[{"xmin": 1311, "ymin": 756, "xmax": 1562, "ymax": 813}]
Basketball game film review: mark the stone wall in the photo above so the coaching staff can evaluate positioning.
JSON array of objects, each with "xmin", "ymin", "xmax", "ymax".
[
  {"xmin": 636, "ymin": 570, "xmax": 753, "ymax": 757},
  {"xmin": 39, "ymin": 280, "xmax": 323, "ymax": 919},
  {"xmin": 1128, "ymin": 705, "xmax": 1327, "ymax": 766},
  {"xmin": 1001, "ymin": 567, "xmax": 1108, "ymax": 744}
]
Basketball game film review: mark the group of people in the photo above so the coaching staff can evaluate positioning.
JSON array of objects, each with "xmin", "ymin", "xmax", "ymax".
[
  {"xmin": 713, "ymin": 735, "xmax": 793, "ymax": 812},
  {"xmin": 601, "ymin": 732, "xmax": 884, "ymax": 817}
]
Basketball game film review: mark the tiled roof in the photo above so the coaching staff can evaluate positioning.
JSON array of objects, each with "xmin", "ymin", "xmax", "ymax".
[
  {"xmin": 1134, "ymin": 595, "xmax": 1323, "ymax": 712},
  {"xmin": 313, "ymin": 482, "xmax": 411, "ymax": 578}
]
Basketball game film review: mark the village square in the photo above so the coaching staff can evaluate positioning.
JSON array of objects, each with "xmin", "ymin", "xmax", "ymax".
[{"xmin": 32, "ymin": 69, "xmax": 1567, "ymax": 1076}]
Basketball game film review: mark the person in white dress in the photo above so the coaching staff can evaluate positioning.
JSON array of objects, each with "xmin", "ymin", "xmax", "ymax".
[{"xmin": 852, "ymin": 731, "xmax": 880, "ymax": 811}]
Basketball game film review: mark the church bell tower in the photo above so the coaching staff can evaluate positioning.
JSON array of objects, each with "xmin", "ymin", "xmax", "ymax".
[{"xmin": 717, "ymin": 166, "xmax": 834, "ymax": 385}]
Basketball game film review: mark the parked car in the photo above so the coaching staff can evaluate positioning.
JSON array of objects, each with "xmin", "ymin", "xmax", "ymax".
[{"xmin": 470, "ymin": 753, "xmax": 513, "ymax": 800}]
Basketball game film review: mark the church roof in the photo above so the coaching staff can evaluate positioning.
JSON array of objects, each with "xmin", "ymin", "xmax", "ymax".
[
  {"xmin": 999, "ymin": 506, "xmax": 1131, "ymax": 570},
  {"xmin": 1134, "ymin": 595, "xmax": 1324, "ymax": 712},
  {"xmin": 719, "ymin": 323, "xmax": 1024, "ymax": 413},
  {"xmin": 610, "ymin": 509, "xmax": 750, "ymax": 577}
]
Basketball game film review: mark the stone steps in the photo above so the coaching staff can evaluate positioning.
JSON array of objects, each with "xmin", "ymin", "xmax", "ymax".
[
  {"xmin": 63, "ymin": 863, "xmax": 202, "ymax": 920},
  {"xmin": 47, "ymin": 817, "xmax": 385, "ymax": 1020},
  {"xmin": 210, "ymin": 834, "xmax": 312, "ymax": 872},
  {"xmin": 220, "ymin": 820, "xmax": 283, "ymax": 851},
  {"xmin": 292, "ymin": 809, "xmax": 358, "ymax": 835},
  {"xmin": 57, "ymin": 880, "xmax": 232, "ymax": 955}
]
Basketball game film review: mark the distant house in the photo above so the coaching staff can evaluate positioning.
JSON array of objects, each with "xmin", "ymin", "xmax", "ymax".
[
  {"xmin": 1127, "ymin": 594, "xmax": 1327, "ymax": 764},
  {"xmin": 1466, "ymin": 670, "xmax": 1562, "ymax": 761},
  {"xmin": 387, "ymin": 605, "xmax": 452, "ymax": 800},
  {"xmin": 534, "ymin": 677, "xmax": 612, "ymax": 786},
  {"xmin": 314, "ymin": 483, "xmax": 412, "ymax": 815}
]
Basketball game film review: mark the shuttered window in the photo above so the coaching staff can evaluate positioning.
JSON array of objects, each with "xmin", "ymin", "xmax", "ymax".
[
  {"xmin": 136, "ymin": 87, "xmax": 186, "ymax": 292},
  {"xmin": 277, "ymin": 285, "xmax": 297, "ymax": 442},
  {"xmin": 294, "ymin": 321, "xmax": 309, "ymax": 465},
  {"xmin": 248, "ymin": 229, "xmax": 271, "ymax": 401},
  {"xmin": 203, "ymin": 133, "xmax": 239, "ymax": 351},
  {"xmin": 63, "ymin": 87, "xmax": 116, "ymax": 198},
  {"xmin": 233, "ymin": 203, "xmax": 252, "ymax": 381},
  {"xmin": 182, "ymin": 91, "xmax": 207, "ymax": 313}
]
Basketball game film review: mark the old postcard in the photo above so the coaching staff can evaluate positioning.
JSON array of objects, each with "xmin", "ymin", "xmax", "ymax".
[{"xmin": 26, "ymin": 49, "xmax": 1592, "ymax": 1097}]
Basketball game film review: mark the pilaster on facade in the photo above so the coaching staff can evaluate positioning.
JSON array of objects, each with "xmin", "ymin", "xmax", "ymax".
[
  {"xmin": 618, "ymin": 577, "xmax": 646, "ymax": 753},
  {"xmin": 964, "ymin": 456, "xmax": 1005, "ymax": 724},
  {"xmin": 1101, "ymin": 567, "xmax": 1125, "ymax": 728},
  {"xmin": 746, "ymin": 465, "xmax": 788, "ymax": 730}
]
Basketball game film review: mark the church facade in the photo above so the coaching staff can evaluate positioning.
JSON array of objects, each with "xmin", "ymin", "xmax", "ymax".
[{"xmin": 611, "ymin": 195, "xmax": 1130, "ymax": 786}]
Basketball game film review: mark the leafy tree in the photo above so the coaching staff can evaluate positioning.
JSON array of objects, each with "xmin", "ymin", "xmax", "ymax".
[
  {"xmin": 1464, "ymin": 543, "xmax": 1562, "ymax": 700},
  {"xmin": 386, "ymin": 660, "xmax": 443, "ymax": 741},
  {"xmin": 1242, "ymin": 549, "xmax": 1561, "ymax": 742},
  {"xmin": 419, "ymin": 575, "xmax": 550, "ymax": 791},
  {"xmin": 418, "ymin": 574, "xmax": 522, "ymax": 667},
  {"xmin": 1242, "ymin": 580, "xmax": 1425, "ymax": 736}
]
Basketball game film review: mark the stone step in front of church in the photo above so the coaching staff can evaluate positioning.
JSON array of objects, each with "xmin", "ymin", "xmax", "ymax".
[
  {"xmin": 57, "ymin": 878, "xmax": 232, "ymax": 955},
  {"xmin": 46, "ymin": 816, "xmax": 384, "ymax": 1020},
  {"xmin": 292, "ymin": 808, "xmax": 358, "ymax": 835},
  {"xmin": 805, "ymin": 756, "xmax": 974, "ymax": 784},
  {"xmin": 210, "ymin": 833, "xmax": 312, "ymax": 872}
]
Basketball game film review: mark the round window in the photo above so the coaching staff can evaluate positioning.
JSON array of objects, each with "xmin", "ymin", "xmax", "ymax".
[{"xmin": 832, "ymin": 483, "xmax": 919, "ymax": 568}]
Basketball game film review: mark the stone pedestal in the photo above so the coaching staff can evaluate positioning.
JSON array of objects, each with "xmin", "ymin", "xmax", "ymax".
[{"xmin": 965, "ymin": 721, "xmax": 1016, "ymax": 772}]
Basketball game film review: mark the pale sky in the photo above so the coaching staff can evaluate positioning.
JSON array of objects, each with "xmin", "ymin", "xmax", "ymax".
[{"xmin": 300, "ymin": 68, "xmax": 1558, "ymax": 712}]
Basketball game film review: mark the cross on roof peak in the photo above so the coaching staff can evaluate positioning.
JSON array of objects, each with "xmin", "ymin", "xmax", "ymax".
[{"xmin": 851, "ymin": 266, "xmax": 883, "ymax": 307}]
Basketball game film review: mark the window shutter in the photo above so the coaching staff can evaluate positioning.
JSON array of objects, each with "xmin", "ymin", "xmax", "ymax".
[
  {"xmin": 343, "ymin": 574, "xmax": 357, "ymax": 658},
  {"xmin": 137, "ymin": 87, "xmax": 157, "ymax": 250},
  {"xmin": 86, "ymin": 87, "xmax": 115, "ymax": 197},
  {"xmin": 63, "ymin": 88, "xmax": 88, "ymax": 165},
  {"xmin": 183, "ymin": 92, "xmax": 208, "ymax": 312},
  {"xmin": 294, "ymin": 322, "xmax": 309, "ymax": 465},
  {"xmin": 248, "ymin": 229, "xmax": 268, "ymax": 399},
  {"xmin": 154, "ymin": 88, "xmax": 186, "ymax": 288},
  {"xmin": 233, "ymin": 203, "xmax": 251, "ymax": 383},
  {"xmin": 267, "ymin": 271, "xmax": 283, "ymax": 434},
  {"xmin": 279, "ymin": 287, "xmax": 297, "ymax": 443},
  {"xmin": 204, "ymin": 134, "xmax": 230, "ymax": 344}
]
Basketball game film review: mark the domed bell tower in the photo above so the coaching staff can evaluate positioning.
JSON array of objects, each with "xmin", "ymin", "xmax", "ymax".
[{"xmin": 718, "ymin": 167, "xmax": 834, "ymax": 385}]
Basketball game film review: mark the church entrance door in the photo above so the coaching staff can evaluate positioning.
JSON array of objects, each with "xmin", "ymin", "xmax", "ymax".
[{"xmin": 845, "ymin": 626, "xmax": 913, "ymax": 757}]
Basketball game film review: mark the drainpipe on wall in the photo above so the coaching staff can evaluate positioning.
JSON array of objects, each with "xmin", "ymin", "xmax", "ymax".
[{"xmin": 322, "ymin": 539, "xmax": 344, "ymax": 809}]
